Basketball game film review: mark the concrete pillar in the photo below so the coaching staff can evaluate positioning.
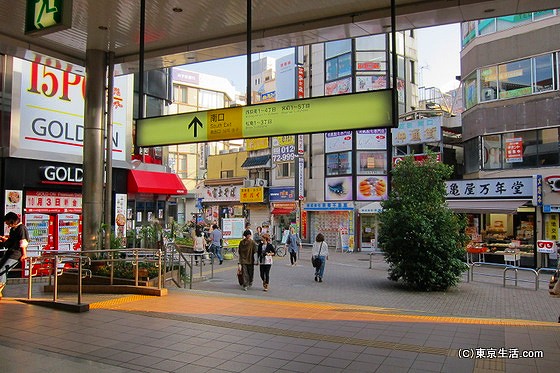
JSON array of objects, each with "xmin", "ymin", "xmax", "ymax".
[{"xmin": 82, "ymin": 49, "xmax": 107, "ymax": 253}]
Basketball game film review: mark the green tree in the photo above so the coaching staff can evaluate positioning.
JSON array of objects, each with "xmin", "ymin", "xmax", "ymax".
[{"xmin": 378, "ymin": 154, "xmax": 468, "ymax": 291}]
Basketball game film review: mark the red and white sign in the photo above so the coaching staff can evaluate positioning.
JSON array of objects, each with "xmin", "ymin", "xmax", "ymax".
[
  {"xmin": 25, "ymin": 191, "xmax": 82, "ymax": 213},
  {"xmin": 537, "ymin": 240, "xmax": 557, "ymax": 254},
  {"xmin": 357, "ymin": 62, "xmax": 381, "ymax": 71},
  {"xmin": 505, "ymin": 138, "xmax": 523, "ymax": 163}
]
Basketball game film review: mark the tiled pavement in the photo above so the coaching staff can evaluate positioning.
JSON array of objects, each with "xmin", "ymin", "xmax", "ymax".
[{"xmin": 0, "ymin": 248, "xmax": 559, "ymax": 372}]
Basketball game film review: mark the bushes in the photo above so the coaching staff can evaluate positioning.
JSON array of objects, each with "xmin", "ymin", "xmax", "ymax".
[{"xmin": 378, "ymin": 154, "xmax": 468, "ymax": 291}]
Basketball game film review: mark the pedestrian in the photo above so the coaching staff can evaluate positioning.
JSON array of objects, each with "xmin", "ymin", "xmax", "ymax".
[
  {"xmin": 0, "ymin": 212, "xmax": 29, "ymax": 300},
  {"xmin": 253, "ymin": 226, "xmax": 263, "ymax": 246},
  {"xmin": 238, "ymin": 229, "xmax": 257, "ymax": 290},
  {"xmin": 257, "ymin": 233, "xmax": 275, "ymax": 291},
  {"xmin": 193, "ymin": 228, "xmax": 206, "ymax": 266},
  {"xmin": 286, "ymin": 226, "xmax": 302, "ymax": 266},
  {"xmin": 311, "ymin": 233, "xmax": 329, "ymax": 283},
  {"xmin": 208, "ymin": 224, "xmax": 223, "ymax": 265}
]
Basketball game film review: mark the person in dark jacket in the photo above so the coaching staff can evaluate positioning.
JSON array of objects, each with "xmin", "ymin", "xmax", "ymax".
[
  {"xmin": 0, "ymin": 212, "xmax": 29, "ymax": 300},
  {"xmin": 257, "ymin": 233, "xmax": 275, "ymax": 291},
  {"xmin": 238, "ymin": 230, "xmax": 257, "ymax": 290}
]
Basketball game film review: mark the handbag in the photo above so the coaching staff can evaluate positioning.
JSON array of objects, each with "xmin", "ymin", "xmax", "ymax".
[
  {"xmin": 549, "ymin": 270, "xmax": 560, "ymax": 297},
  {"xmin": 312, "ymin": 243, "xmax": 324, "ymax": 268},
  {"xmin": 264, "ymin": 255, "xmax": 273, "ymax": 265},
  {"xmin": 237, "ymin": 264, "xmax": 244, "ymax": 286}
]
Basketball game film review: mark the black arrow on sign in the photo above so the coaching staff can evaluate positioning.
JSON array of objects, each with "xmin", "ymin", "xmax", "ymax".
[{"xmin": 188, "ymin": 116, "xmax": 203, "ymax": 137}]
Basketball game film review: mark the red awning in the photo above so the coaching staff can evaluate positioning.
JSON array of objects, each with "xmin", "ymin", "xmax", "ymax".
[
  {"xmin": 271, "ymin": 208, "xmax": 295, "ymax": 215},
  {"xmin": 128, "ymin": 170, "xmax": 187, "ymax": 195}
]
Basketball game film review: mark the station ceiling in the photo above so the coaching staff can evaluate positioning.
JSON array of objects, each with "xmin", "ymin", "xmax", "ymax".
[{"xmin": 0, "ymin": 0, "xmax": 558, "ymax": 75}]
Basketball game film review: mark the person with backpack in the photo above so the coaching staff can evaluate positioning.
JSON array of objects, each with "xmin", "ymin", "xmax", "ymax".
[{"xmin": 286, "ymin": 226, "xmax": 302, "ymax": 266}]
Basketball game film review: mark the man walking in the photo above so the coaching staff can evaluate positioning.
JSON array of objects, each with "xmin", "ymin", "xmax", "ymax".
[
  {"xmin": 238, "ymin": 230, "xmax": 257, "ymax": 290},
  {"xmin": 208, "ymin": 224, "xmax": 223, "ymax": 265}
]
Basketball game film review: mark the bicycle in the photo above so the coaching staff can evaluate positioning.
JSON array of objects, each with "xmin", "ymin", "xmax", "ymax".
[{"xmin": 273, "ymin": 240, "xmax": 286, "ymax": 257}]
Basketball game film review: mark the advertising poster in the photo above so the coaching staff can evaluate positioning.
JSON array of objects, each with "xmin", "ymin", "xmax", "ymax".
[
  {"xmin": 114, "ymin": 193, "xmax": 127, "ymax": 246},
  {"xmin": 325, "ymin": 131, "xmax": 353, "ymax": 153},
  {"xmin": 505, "ymin": 138, "xmax": 523, "ymax": 163},
  {"xmin": 325, "ymin": 176, "xmax": 353, "ymax": 201},
  {"xmin": 356, "ymin": 176, "xmax": 388, "ymax": 201},
  {"xmin": 222, "ymin": 218, "xmax": 245, "ymax": 239},
  {"xmin": 4, "ymin": 190, "xmax": 23, "ymax": 235},
  {"xmin": 11, "ymin": 58, "xmax": 132, "ymax": 163},
  {"xmin": 356, "ymin": 129, "xmax": 387, "ymax": 150}
]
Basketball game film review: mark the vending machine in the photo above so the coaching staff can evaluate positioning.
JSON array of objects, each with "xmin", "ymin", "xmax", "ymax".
[
  {"xmin": 56, "ymin": 214, "xmax": 82, "ymax": 251},
  {"xmin": 24, "ymin": 214, "xmax": 55, "ymax": 277}
]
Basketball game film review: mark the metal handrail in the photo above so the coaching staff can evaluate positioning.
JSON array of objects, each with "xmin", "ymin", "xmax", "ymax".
[{"xmin": 503, "ymin": 266, "xmax": 538, "ymax": 290}]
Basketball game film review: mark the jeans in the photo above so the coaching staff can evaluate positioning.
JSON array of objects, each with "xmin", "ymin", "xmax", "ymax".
[
  {"xmin": 209, "ymin": 244, "xmax": 223, "ymax": 262},
  {"xmin": 0, "ymin": 258, "xmax": 19, "ymax": 286},
  {"xmin": 289, "ymin": 250, "xmax": 297, "ymax": 265},
  {"xmin": 314, "ymin": 256, "xmax": 326, "ymax": 278},
  {"xmin": 259, "ymin": 264, "xmax": 271, "ymax": 285}
]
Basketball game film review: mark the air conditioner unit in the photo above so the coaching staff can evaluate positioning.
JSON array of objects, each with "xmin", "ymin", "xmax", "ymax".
[
  {"xmin": 255, "ymin": 178, "xmax": 268, "ymax": 187},
  {"xmin": 244, "ymin": 179, "xmax": 255, "ymax": 187}
]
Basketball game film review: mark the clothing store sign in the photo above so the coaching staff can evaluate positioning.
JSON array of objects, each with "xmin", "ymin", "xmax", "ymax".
[{"xmin": 446, "ymin": 177, "xmax": 533, "ymax": 199}]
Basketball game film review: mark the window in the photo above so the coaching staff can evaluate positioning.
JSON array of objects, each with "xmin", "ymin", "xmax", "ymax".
[
  {"xmin": 325, "ymin": 39, "xmax": 352, "ymax": 59},
  {"xmin": 463, "ymin": 72, "xmax": 478, "ymax": 110},
  {"xmin": 480, "ymin": 66, "xmax": 498, "ymax": 101},
  {"xmin": 464, "ymin": 137, "xmax": 481, "ymax": 174},
  {"xmin": 276, "ymin": 162, "xmax": 294, "ymax": 178},
  {"xmin": 325, "ymin": 53, "xmax": 352, "ymax": 82},
  {"xmin": 533, "ymin": 54, "xmax": 554, "ymax": 92},
  {"xmin": 325, "ymin": 151, "xmax": 352, "ymax": 176},
  {"xmin": 503, "ymin": 131, "xmax": 538, "ymax": 168},
  {"xmin": 537, "ymin": 128, "xmax": 560, "ymax": 166},
  {"xmin": 220, "ymin": 170, "xmax": 234, "ymax": 178},
  {"xmin": 355, "ymin": 34, "xmax": 386, "ymax": 50},
  {"xmin": 177, "ymin": 154, "xmax": 188, "ymax": 178},
  {"xmin": 498, "ymin": 59, "xmax": 532, "ymax": 99},
  {"xmin": 482, "ymin": 134, "xmax": 502, "ymax": 170}
]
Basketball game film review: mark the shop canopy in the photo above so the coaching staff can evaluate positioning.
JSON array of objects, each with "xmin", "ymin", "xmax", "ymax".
[
  {"xmin": 241, "ymin": 155, "xmax": 271, "ymax": 169},
  {"xmin": 128, "ymin": 170, "xmax": 187, "ymax": 195},
  {"xmin": 271, "ymin": 208, "xmax": 295, "ymax": 215},
  {"xmin": 446, "ymin": 199, "xmax": 530, "ymax": 214},
  {"xmin": 358, "ymin": 202, "xmax": 383, "ymax": 214}
]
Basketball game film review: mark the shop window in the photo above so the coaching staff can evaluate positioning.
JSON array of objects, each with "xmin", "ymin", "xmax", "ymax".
[
  {"xmin": 325, "ymin": 53, "xmax": 352, "ymax": 82},
  {"xmin": 498, "ymin": 59, "xmax": 532, "ymax": 99},
  {"xmin": 480, "ymin": 66, "xmax": 498, "ymax": 102},
  {"xmin": 463, "ymin": 72, "xmax": 478, "ymax": 110},
  {"xmin": 533, "ymin": 54, "xmax": 554, "ymax": 92},
  {"xmin": 503, "ymin": 131, "xmax": 538, "ymax": 168},
  {"xmin": 482, "ymin": 134, "xmax": 502, "ymax": 170},
  {"xmin": 326, "ymin": 151, "xmax": 352, "ymax": 176},
  {"xmin": 463, "ymin": 137, "xmax": 481, "ymax": 174},
  {"xmin": 537, "ymin": 128, "xmax": 560, "ymax": 166}
]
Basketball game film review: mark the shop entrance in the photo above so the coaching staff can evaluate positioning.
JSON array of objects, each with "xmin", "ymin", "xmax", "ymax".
[{"xmin": 360, "ymin": 214, "xmax": 378, "ymax": 251}]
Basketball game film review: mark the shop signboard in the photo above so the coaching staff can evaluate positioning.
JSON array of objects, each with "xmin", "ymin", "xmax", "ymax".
[
  {"xmin": 202, "ymin": 185, "xmax": 241, "ymax": 202},
  {"xmin": 269, "ymin": 187, "xmax": 295, "ymax": 202},
  {"xmin": 392, "ymin": 117, "xmax": 442, "ymax": 145},
  {"xmin": 356, "ymin": 129, "xmax": 386, "ymax": 150},
  {"xmin": 537, "ymin": 240, "xmax": 557, "ymax": 254},
  {"xmin": 325, "ymin": 131, "xmax": 353, "ymax": 153},
  {"xmin": 446, "ymin": 177, "xmax": 533, "ymax": 199},
  {"xmin": 240, "ymin": 187, "xmax": 264, "ymax": 203}
]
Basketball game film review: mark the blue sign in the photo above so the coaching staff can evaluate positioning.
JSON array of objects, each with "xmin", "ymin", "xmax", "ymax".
[{"xmin": 269, "ymin": 187, "xmax": 296, "ymax": 202}]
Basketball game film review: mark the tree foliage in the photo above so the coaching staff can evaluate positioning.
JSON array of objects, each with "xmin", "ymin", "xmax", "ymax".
[{"xmin": 378, "ymin": 154, "xmax": 468, "ymax": 291}]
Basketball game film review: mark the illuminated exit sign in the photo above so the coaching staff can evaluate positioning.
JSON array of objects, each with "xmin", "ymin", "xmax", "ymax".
[
  {"xmin": 137, "ymin": 90, "xmax": 392, "ymax": 146},
  {"xmin": 25, "ymin": 0, "xmax": 72, "ymax": 36}
]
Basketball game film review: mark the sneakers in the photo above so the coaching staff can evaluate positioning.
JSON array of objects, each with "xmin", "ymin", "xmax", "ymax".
[
  {"xmin": 263, "ymin": 283, "xmax": 268, "ymax": 292},
  {"xmin": 243, "ymin": 286, "xmax": 248, "ymax": 291},
  {"xmin": 319, "ymin": 277, "xmax": 323, "ymax": 283},
  {"xmin": 314, "ymin": 276, "xmax": 318, "ymax": 282},
  {"xmin": 219, "ymin": 260, "xmax": 223, "ymax": 265}
]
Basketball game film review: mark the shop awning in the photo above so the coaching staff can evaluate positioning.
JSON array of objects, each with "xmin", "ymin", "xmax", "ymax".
[
  {"xmin": 446, "ymin": 199, "xmax": 530, "ymax": 214},
  {"xmin": 128, "ymin": 170, "xmax": 187, "ymax": 195},
  {"xmin": 359, "ymin": 202, "xmax": 383, "ymax": 214},
  {"xmin": 271, "ymin": 208, "xmax": 295, "ymax": 215},
  {"xmin": 241, "ymin": 155, "xmax": 271, "ymax": 169}
]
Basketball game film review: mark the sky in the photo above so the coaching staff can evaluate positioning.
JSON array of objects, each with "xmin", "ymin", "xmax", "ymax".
[{"xmin": 184, "ymin": 24, "xmax": 462, "ymax": 94}]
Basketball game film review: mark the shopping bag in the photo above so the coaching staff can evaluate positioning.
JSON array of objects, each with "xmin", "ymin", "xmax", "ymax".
[{"xmin": 237, "ymin": 265, "xmax": 244, "ymax": 286}]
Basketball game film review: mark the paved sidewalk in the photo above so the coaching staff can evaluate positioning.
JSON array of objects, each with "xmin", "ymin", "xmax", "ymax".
[{"xmin": 0, "ymin": 248, "xmax": 559, "ymax": 372}]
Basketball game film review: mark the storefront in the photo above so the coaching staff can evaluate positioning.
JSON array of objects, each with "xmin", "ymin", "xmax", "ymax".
[
  {"xmin": 303, "ymin": 202, "xmax": 355, "ymax": 250},
  {"xmin": 446, "ymin": 176, "xmax": 540, "ymax": 267},
  {"xmin": 200, "ymin": 181, "xmax": 245, "ymax": 227},
  {"xmin": 239, "ymin": 185, "xmax": 269, "ymax": 231},
  {"xmin": 269, "ymin": 187, "xmax": 297, "ymax": 239},
  {"xmin": 2, "ymin": 158, "xmax": 129, "ymax": 275},
  {"xmin": 357, "ymin": 201, "xmax": 383, "ymax": 252}
]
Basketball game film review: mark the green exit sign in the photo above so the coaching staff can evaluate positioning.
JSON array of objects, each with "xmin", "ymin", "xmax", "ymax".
[{"xmin": 25, "ymin": 0, "xmax": 72, "ymax": 36}]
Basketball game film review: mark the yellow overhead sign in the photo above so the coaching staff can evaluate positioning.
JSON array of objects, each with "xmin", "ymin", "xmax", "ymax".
[{"xmin": 137, "ymin": 90, "xmax": 392, "ymax": 147}]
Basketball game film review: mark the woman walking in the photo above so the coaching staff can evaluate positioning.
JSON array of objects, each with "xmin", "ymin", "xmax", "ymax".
[
  {"xmin": 193, "ymin": 228, "xmax": 206, "ymax": 266},
  {"xmin": 257, "ymin": 233, "xmax": 275, "ymax": 291},
  {"xmin": 286, "ymin": 226, "xmax": 302, "ymax": 266},
  {"xmin": 311, "ymin": 233, "xmax": 329, "ymax": 283}
]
